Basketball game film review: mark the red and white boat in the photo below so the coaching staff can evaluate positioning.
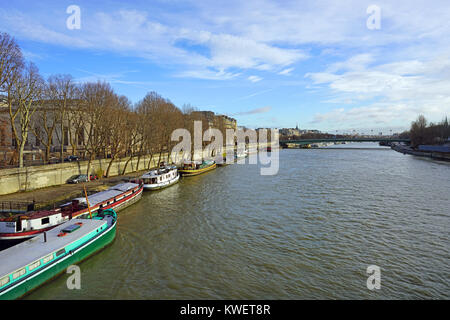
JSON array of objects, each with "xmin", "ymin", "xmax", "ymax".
[{"xmin": 0, "ymin": 182, "xmax": 143, "ymax": 241}]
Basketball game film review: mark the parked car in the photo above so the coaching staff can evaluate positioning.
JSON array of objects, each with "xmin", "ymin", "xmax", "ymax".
[
  {"xmin": 67, "ymin": 174, "xmax": 89, "ymax": 184},
  {"xmin": 89, "ymin": 174, "xmax": 99, "ymax": 181},
  {"xmin": 64, "ymin": 155, "xmax": 80, "ymax": 162}
]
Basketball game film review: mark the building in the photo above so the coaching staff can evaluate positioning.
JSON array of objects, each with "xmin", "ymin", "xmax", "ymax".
[
  {"xmin": 216, "ymin": 115, "xmax": 237, "ymax": 131},
  {"xmin": 191, "ymin": 111, "xmax": 237, "ymax": 131},
  {"xmin": 279, "ymin": 128, "xmax": 301, "ymax": 136},
  {"xmin": 0, "ymin": 99, "xmax": 89, "ymax": 165}
]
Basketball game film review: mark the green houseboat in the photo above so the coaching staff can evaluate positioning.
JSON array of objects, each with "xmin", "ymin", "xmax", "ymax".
[{"xmin": 0, "ymin": 209, "xmax": 117, "ymax": 300}]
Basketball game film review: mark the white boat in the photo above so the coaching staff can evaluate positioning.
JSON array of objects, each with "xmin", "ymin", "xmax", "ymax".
[{"xmin": 141, "ymin": 165, "xmax": 180, "ymax": 191}]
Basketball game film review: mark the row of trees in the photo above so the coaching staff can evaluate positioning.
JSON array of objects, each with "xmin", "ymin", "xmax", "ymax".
[
  {"xmin": 409, "ymin": 115, "xmax": 450, "ymax": 147},
  {"xmin": 0, "ymin": 32, "xmax": 229, "ymax": 173}
]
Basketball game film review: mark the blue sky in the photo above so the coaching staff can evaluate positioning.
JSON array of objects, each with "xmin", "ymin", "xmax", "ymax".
[{"xmin": 1, "ymin": 0, "xmax": 450, "ymax": 133}]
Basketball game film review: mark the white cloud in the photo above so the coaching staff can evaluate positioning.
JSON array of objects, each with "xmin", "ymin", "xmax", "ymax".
[
  {"xmin": 278, "ymin": 68, "xmax": 294, "ymax": 75},
  {"xmin": 234, "ymin": 106, "xmax": 272, "ymax": 115},
  {"xmin": 0, "ymin": 7, "xmax": 308, "ymax": 79},
  {"xmin": 2, "ymin": 1, "xmax": 450, "ymax": 128},
  {"xmin": 175, "ymin": 69, "xmax": 241, "ymax": 80},
  {"xmin": 248, "ymin": 75, "xmax": 263, "ymax": 82},
  {"xmin": 306, "ymin": 53, "xmax": 450, "ymax": 127}
]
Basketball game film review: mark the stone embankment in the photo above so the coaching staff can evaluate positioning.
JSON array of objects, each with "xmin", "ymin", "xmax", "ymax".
[
  {"xmin": 391, "ymin": 144, "xmax": 450, "ymax": 161},
  {"xmin": 0, "ymin": 142, "xmax": 274, "ymax": 196}
]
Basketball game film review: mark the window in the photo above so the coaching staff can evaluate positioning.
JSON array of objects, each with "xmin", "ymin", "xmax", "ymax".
[
  {"xmin": 12, "ymin": 268, "xmax": 26, "ymax": 279},
  {"xmin": 0, "ymin": 276, "xmax": 9, "ymax": 287},
  {"xmin": 43, "ymin": 254, "xmax": 53, "ymax": 264},
  {"xmin": 63, "ymin": 127, "xmax": 69, "ymax": 146},
  {"xmin": 56, "ymin": 249, "xmax": 65, "ymax": 257},
  {"xmin": 28, "ymin": 260, "xmax": 41, "ymax": 271},
  {"xmin": 41, "ymin": 217, "xmax": 50, "ymax": 225}
]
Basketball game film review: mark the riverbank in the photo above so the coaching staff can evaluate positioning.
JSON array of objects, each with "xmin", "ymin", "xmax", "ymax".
[
  {"xmin": 0, "ymin": 142, "xmax": 275, "ymax": 207},
  {"xmin": 0, "ymin": 170, "xmax": 146, "ymax": 214},
  {"xmin": 391, "ymin": 144, "xmax": 450, "ymax": 161},
  {"xmin": 0, "ymin": 143, "xmax": 273, "ymax": 196}
]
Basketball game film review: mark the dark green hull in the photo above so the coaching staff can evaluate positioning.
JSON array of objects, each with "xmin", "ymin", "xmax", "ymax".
[{"xmin": 0, "ymin": 224, "xmax": 116, "ymax": 300}]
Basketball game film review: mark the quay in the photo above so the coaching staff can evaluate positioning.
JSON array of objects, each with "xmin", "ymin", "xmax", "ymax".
[{"xmin": 391, "ymin": 144, "xmax": 450, "ymax": 161}]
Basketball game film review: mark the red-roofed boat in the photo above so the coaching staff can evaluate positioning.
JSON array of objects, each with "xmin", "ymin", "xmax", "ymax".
[{"xmin": 0, "ymin": 182, "xmax": 143, "ymax": 241}]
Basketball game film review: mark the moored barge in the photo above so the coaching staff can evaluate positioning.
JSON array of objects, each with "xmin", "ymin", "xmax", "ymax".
[
  {"xmin": 178, "ymin": 160, "xmax": 216, "ymax": 177},
  {"xmin": 141, "ymin": 165, "xmax": 180, "ymax": 191},
  {"xmin": 0, "ymin": 182, "xmax": 142, "ymax": 241},
  {"xmin": 0, "ymin": 209, "xmax": 117, "ymax": 300}
]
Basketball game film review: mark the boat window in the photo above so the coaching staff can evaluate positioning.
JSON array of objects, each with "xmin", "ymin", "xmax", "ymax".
[
  {"xmin": 28, "ymin": 260, "xmax": 41, "ymax": 271},
  {"xmin": 56, "ymin": 248, "xmax": 65, "ymax": 257},
  {"xmin": 41, "ymin": 217, "xmax": 50, "ymax": 225},
  {"xmin": 12, "ymin": 268, "xmax": 26, "ymax": 279},
  {"xmin": 0, "ymin": 276, "xmax": 9, "ymax": 287},
  {"xmin": 43, "ymin": 254, "xmax": 53, "ymax": 264}
]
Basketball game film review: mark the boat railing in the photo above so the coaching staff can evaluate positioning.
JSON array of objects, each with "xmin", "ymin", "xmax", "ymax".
[{"xmin": 0, "ymin": 201, "xmax": 36, "ymax": 214}]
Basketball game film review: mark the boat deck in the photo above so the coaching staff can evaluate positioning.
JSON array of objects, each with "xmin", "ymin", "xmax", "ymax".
[{"xmin": 0, "ymin": 218, "xmax": 107, "ymax": 278}]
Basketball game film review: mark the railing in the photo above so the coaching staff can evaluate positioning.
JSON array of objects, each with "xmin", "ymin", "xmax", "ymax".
[
  {"xmin": 0, "ymin": 201, "xmax": 35, "ymax": 213},
  {"xmin": 280, "ymin": 138, "xmax": 411, "ymax": 145},
  {"xmin": 0, "ymin": 151, "xmax": 153, "ymax": 169}
]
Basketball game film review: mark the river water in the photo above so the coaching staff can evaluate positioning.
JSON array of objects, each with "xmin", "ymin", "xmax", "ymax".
[{"xmin": 25, "ymin": 143, "xmax": 449, "ymax": 299}]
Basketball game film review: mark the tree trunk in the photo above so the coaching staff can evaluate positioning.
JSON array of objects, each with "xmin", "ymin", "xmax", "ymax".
[
  {"xmin": 86, "ymin": 154, "xmax": 93, "ymax": 181},
  {"xmin": 105, "ymin": 156, "xmax": 115, "ymax": 178},
  {"xmin": 122, "ymin": 154, "xmax": 133, "ymax": 175},
  {"xmin": 147, "ymin": 153, "xmax": 153, "ymax": 170},
  {"xmin": 136, "ymin": 154, "xmax": 142, "ymax": 171},
  {"xmin": 45, "ymin": 145, "xmax": 51, "ymax": 163},
  {"xmin": 18, "ymin": 140, "xmax": 25, "ymax": 168},
  {"xmin": 60, "ymin": 120, "xmax": 64, "ymax": 163}
]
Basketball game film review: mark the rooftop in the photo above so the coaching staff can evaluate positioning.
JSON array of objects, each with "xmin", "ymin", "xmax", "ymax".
[{"xmin": 0, "ymin": 218, "xmax": 107, "ymax": 278}]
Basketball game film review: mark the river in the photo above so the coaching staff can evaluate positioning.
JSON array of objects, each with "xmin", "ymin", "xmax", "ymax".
[{"xmin": 25, "ymin": 143, "xmax": 450, "ymax": 299}]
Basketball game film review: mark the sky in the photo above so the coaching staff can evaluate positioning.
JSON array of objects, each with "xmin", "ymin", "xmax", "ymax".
[{"xmin": 1, "ymin": 0, "xmax": 450, "ymax": 133}]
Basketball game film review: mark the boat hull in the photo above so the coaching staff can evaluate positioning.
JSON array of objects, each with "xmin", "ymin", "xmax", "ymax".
[
  {"xmin": 0, "ymin": 221, "xmax": 116, "ymax": 300},
  {"xmin": 143, "ymin": 175, "xmax": 180, "ymax": 191},
  {"xmin": 216, "ymin": 163, "xmax": 230, "ymax": 167},
  {"xmin": 178, "ymin": 163, "xmax": 217, "ymax": 176}
]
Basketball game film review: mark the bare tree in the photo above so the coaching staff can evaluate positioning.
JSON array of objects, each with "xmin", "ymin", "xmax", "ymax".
[
  {"xmin": 81, "ymin": 81, "xmax": 115, "ymax": 179},
  {"xmin": 47, "ymin": 74, "xmax": 78, "ymax": 162},
  {"xmin": 0, "ymin": 32, "xmax": 24, "ymax": 91},
  {"xmin": 104, "ymin": 95, "xmax": 131, "ymax": 177},
  {"xmin": 121, "ymin": 109, "xmax": 142, "ymax": 175},
  {"xmin": 30, "ymin": 98, "xmax": 58, "ymax": 163},
  {"xmin": 7, "ymin": 62, "xmax": 44, "ymax": 167}
]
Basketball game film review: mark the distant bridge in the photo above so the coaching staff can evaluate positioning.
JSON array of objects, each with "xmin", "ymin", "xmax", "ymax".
[{"xmin": 280, "ymin": 137, "xmax": 410, "ymax": 146}]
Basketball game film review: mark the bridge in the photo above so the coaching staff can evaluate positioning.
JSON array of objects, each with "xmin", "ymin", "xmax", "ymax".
[{"xmin": 280, "ymin": 137, "xmax": 411, "ymax": 146}]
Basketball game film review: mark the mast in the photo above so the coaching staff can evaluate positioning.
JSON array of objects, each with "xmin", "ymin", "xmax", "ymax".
[{"xmin": 83, "ymin": 185, "xmax": 93, "ymax": 219}]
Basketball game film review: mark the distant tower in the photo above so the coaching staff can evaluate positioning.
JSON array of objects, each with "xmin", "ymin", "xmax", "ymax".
[{"xmin": 296, "ymin": 123, "xmax": 299, "ymax": 130}]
